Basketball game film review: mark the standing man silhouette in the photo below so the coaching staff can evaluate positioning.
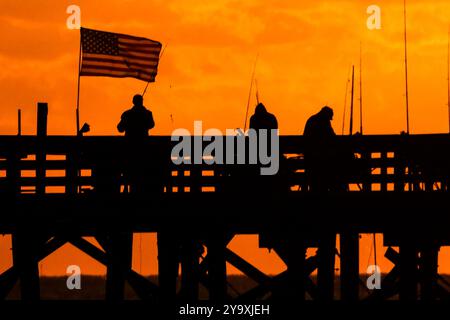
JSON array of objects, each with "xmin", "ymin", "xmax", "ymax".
[
  {"xmin": 94, "ymin": 94, "xmax": 154, "ymax": 196},
  {"xmin": 118, "ymin": 94, "xmax": 177, "ymax": 301},
  {"xmin": 117, "ymin": 93, "xmax": 158, "ymax": 194},
  {"xmin": 117, "ymin": 94, "xmax": 155, "ymax": 137}
]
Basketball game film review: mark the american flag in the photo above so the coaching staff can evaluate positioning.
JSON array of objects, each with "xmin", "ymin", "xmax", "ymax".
[{"xmin": 80, "ymin": 27, "xmax": 162, "ymax": 82}]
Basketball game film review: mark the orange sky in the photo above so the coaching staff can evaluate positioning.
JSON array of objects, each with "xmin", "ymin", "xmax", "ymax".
[{"xmin": 1, "ymin": 0, "xmax": 450, "ymax": 278}]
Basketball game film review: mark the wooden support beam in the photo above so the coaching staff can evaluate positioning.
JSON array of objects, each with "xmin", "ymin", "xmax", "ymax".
[
  {"xmin": 317, "ymin": 232, "xmax": 336, "ymax": 301},
  {"xmin": 70, "ymin": 237, "xmax": 159, "ymax": 300},
  {"xmin": 0, "ymin": 268, "xmax": 18, "ymax": 300},
  {"xmin": 0, "ymin": 236, "xmax": 67, "ymax": 300},
  {"xmin": 272, "ymin": 241, "xmax": 319, "ymax": 275},
  {"xmin": 420, "ymin": 245, "xmax": 439, "ymax": 301},
  {"xmin": 12, "ymin": 229, "xmax": 41, "ymax": 301},
  {"xmin": 285, "ymin": 231, "xmax": 305, "ymax": 301},
  {"xmin": 69, "ymin": 237, "xmax": 107, "ymax": 265},
  {"xmin": 225, "ymin": 248, "xmax": 269, "ymax": 284},
  {"xmin": 179, "ymin": 238, "xmax": 200, "ymax": 301},
  {"xmin": 399, "ymin": 242, "xmax": 418, "ymax": 300},
  {"xmin": 340, "ymin": 231, "xmax": 360, "ymax": 301},
  {"xmin": 369, "ymin": 247, "xmax": 401, "ymax": 300},
  {"xmin": 105, "ymin": 232, "xmax": 133, "ymax": 301},
  {"xmin": 207, "ymin": 232, "xmax": 227, "ymax": 302},
  {"xmin": 198, "ymin": 233, "xmax": 234, "ymax": 276},
  {"xmin": 127, "ymin": 265, "xmax": 160, "ymax": 300},
  {"xmin": 157, "ymin": 232, "xmax": 179, "ymax": 302},
  {"xmin": 234, "ymin": 270, "xmax": 318, "ymax": 302},
  {"xmin": 236, "ymin": 271, "xmax": 288, "ymax": 301}
]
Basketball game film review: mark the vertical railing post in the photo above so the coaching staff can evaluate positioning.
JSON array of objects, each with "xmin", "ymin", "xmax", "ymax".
[{"xmin": 36, "ymin": 102, "xmax": 47, "ymax": 196}]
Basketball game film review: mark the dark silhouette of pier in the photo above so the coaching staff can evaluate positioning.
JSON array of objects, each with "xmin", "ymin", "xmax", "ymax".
[{"xmin": 1, "ymin": 103, "xmax": 450, "ymax": 303}]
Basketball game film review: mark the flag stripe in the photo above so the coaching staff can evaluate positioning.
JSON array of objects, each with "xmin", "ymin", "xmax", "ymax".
[
  {"xmin": 119, "ymin": 50, "xmax": 159, "ymax": 59},
  {"xmin": 117, "ymin": 33, "xmax": 160, "ymax": 43},
  {"xmin": 118, "ymin": 38, "xmax": 161, "ymax": 47},
  {"xmin": 82, "ymin": 59, "xmax": 159, "ymax": 70},
  {"xmin": 81, "ymin": 65, "xmax": 156, "ymax": 75},
  {"xmin": 80, "ymin": 70, "xmax": 155, "ymax": 82},
  {"xmin": 118, "ymin": 44, "xmax": 161, "ymax": 55},
  {"xmin": 81, "ymin": 68, "xmax": 155, "ymax": 78},
  {"xmin": 82, "ymin": 53, "xmax": 159, "ymax": 63},
  {"xmin": 118, "ymin": 39, "xmax": 161, "ymax": 47},
  {"xmin": 83, "ymin": 54, "xmax": 159, "ymax": 66}
]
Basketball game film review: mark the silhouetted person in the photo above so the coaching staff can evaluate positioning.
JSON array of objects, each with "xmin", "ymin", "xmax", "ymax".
[
  {"xmin": 304, "ymin": 106, "xmax": 335, "ymax": 139},
  {"xmin": 303, "ymin": 106, "xmax": 340, "ymax": 192},
  {"xmin": 245, "ymin": 103, "xmax": 281, "ymax": 197},
  {"xmin": 249, "ymin": 103, "xmax": 278, "ymax": 130},
  {"xmin": 117, "ymin": 94, "xmax": 155, "ymax": 137},
  {"xmin": 118, "ymin": 95, "xmax": 176, "ymax": 301},
  {"xmin": 303, "ymin": 106, "xmax": 339, "ymax": 300},
  {"xmin": 116, "ymin": 94, "xmax": 165, "ymax": 194}
]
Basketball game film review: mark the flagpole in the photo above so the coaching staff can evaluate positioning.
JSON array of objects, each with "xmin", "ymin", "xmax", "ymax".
[
  {"xmin": 76, "ymin": 29, "xmax": 82, "ymax": 136},
  {"xmin": 142, "ymin": 43, "xmax": 168, "ymax": 97},
  {"xmin": 142, "ymin": 78, "xmax": 151, "ymax": 97}
]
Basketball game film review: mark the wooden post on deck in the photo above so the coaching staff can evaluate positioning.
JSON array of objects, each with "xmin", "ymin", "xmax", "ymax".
[{"xmin": 36, "ymin": 102, "xmax": 48, "ymax": 195}]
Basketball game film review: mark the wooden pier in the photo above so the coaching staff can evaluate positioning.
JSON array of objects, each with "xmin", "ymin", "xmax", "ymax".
[{"xmin": 1, "ymin": 127, "xmax": 450, "ymax": 302}]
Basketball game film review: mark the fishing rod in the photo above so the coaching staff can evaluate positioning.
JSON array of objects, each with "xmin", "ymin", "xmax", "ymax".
[
  {"xmin": 243, "ymin": 54, "xmax": 259, "ymax": 132},
  {"xmin": 359, "ymin": 42, "xmax": 364, "ymax": 135},
  {"xmin": 255, "ymin": 79, "xmax": 260, "ymax": 105},
  {"xmin": 403, "ymin": 0, "xmax": 410, "ymax": 134},
  {"xmin": 447, "ymin": 27, "xmax": 450, "ymax": 133},
  {"xmin": 349, "ymin": 65, "xmax": 355, "ymax": 135},
  {"xmin": 342, "ymin": 66, "xmax": 351, "ymax": 135}
]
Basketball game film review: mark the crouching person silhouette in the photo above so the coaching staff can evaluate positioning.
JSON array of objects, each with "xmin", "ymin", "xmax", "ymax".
[
  {"xmin": 303, "ymin": 106, "xmax": 340, "ymax": 300},
  {"xmin": 303, "ymin": 106, "xmax": 346, "ymax": 192}
]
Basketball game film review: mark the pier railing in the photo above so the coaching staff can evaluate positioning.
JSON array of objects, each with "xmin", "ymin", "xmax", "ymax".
[{"xmin": 1, "ymin": 134, "xmax": 449, "ymax": 196}]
